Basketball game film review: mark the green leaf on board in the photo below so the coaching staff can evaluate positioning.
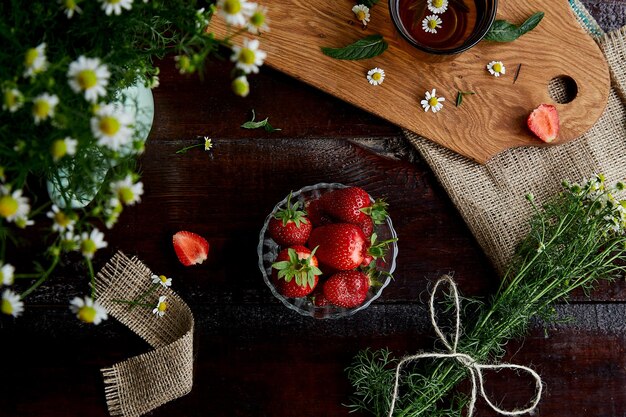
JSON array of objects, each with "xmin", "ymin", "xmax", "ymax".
[
  {"xmin": 484, "ymin": 12, "xmax": 544, "ymax": 42},
  {"xmin": 241, "ymin": 109, "xmax": 281, "ymax": 132},
  {"xmin": 321, "ymin": 34, "xmax": 388, "ymax": 60},
  {"xmin": 455, "ymin": 91, "xmax": 475, "ymax": 107}
]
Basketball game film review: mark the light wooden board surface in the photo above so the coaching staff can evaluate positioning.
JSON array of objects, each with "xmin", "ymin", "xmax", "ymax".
[{"xmin": 210, "ymin": 0, "xmax": 610, "ymax": 163}]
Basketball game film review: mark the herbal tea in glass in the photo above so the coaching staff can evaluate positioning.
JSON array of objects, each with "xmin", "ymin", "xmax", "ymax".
[{"xmin": 398, "ymin": 0, "xmax": 478, "ymax": 50}]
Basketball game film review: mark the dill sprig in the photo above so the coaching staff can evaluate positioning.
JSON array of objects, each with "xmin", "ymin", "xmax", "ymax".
[{"xmin": 347, "ymin": 174, "xmax": 626, "ymax": 416}]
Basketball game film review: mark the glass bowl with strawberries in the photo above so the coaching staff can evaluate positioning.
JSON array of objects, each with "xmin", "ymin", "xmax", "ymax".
[{"xmin": 258, "ymin": 183, "xmax": 398, "ymax": 319}]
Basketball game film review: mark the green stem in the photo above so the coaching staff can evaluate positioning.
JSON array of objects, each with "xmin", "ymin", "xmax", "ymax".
[
  {"xmin": 86, "ymin": 257, "xmax": 95, "ymax": 298},
  {"xmin": 175, "ymin": 143, "xmax": 204, "ymax": 154},
  {"xmin": 19, "ymin": 256, "xmax": 60, "ymax": 300}
]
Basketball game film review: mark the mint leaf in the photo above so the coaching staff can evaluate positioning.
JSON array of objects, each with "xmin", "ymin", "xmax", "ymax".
[
  {"xmin": 241, "ymin": 109, "xmax": 281, "ymax": 131},
  {"xmin": 321, "ymin": 34, "xmax": 388, "ymax": 60},
  {"xmin": 484, "ymin": 12, "xmax": 544, "ymax": 42}
]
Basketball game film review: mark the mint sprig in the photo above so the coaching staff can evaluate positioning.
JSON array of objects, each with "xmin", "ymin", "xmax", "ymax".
[
  {"xmin": 484, "ymin": 12, "xmax": 544, "ymax": 42},
  {"xmin": 321, "ymin": 34, "xmax": 388, "ymax": 60}
]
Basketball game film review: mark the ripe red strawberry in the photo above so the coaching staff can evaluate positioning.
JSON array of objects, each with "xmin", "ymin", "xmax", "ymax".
[
  {"xmin": 268, "ymin": 193, "xmax": 312, "ymax": 246},
  {"xmin": 173, "ymin": 231, "xmax": 209, "ymax": 266},
  {"xmin": 311, "ymin": 290, "xmax": 331, "ymax": 307},
  {"xmin": 308, "ymin": 223, "xmax": 367, "ymax": 271},
  {"xmin": 305, "ymin": 198, "xmax": 332, "ymax": 226},
  {"xmin": 357, "ymin": 216, "xmax": 374, "ymax": 238},
  {"xmin": 320, "ymin": 186, "xmax": 389, "ymax": 225},
  {"xmin": 271, "ymin": 246, "xmax": 322, "ymax": 298},
  {"xmin": 527, "ymin": 104, "xmax": 560, "ymax": 143},
  {"xmin": 323, "ymin": 271, "xmax": 370, "ymax": 308}
]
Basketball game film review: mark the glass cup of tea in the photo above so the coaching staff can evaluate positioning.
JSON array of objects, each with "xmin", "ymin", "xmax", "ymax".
[{"xmin": 389, "ymin": 0, "xmax": 498, "ymax": 55}]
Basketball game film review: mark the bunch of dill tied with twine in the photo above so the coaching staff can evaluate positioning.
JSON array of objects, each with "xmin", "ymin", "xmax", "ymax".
[{"xmin": 346, "ymin": 174, "xmax": 626, "ymax": 417}]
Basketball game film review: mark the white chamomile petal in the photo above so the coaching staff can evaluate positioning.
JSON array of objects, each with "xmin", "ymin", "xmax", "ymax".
[
  {"xmin": 0, "ymin": 186, "xmax": 31, "ymax": 224},
  {"xmin": 247, "ymin": 4, "xmax": 270, "ymax": 34},
  {"xmin": 79, "ymin": 228, "xmax": 108, "ymax": 259},
  {"xmin": 1, "ymin": 289, "xmax": 24, "ymax": 317},
  {"xmin": 422, "ymin": 14, "xmax": 442, "ymax": 34},
  {"xmin": 99, "ymin": 0, "xmax": 133, "ymax": 16},
  {"xmin": 420, "ymin": 88, "xmax": 445, "ymax": 113},
  {"xmin": 366, "ymin": 67, "xmax": 385, "ymax": 86},
  {"xmin": 153, "ymin": 295, "xmax": 168, "ymax": 317},
  {"xmin": 67, "ymin": 56, "xmax": 111, "ymax": 103},
  {"xmin": 230, "ymin": 38, "xmax": 267, "ymax": 74},
  {"xmin": 487, "ymin": 60, "xmax": 506, "ymax": 77},
  {"xmin": 427, "ymin": 0, "xmax": 449, "ymax": 14},
  {"xmin": 69, "ymin": 296, "xmax": 108, "ymax": 324},
  {"xmin": 352, "ymin": 4, "xmax": 371, "ymax": 26},
  {"xmin": 152, "ymin": 274, "xmax": 173, "ymax": 288}
]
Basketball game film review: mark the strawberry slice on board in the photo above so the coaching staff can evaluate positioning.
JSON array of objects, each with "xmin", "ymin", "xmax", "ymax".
[
  {"xmin": 527, "ymin": 104, "xmax": 560, "ymax": 143},
  {"xmin": 172, "ymin": 230, "xmax": 209, "ymax": 266}
]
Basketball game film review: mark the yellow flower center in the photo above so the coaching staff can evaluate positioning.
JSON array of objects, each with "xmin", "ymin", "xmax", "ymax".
[
  {"xmin": 428, "ymin": 19, "xmax": 438, "ymax": 29},
  {"xmin": 33, "ymin": 100, "xmax": 51, "ymax": 119},
  {"xmin": 1, "ymin": 299, "xmax": 13, "ymax": 315},
  {"xmin": 428, "ymin": 97, "xmax": 439, "ymax": 107},
  {"xmin": 433, "ymin": 0, "xmax": 444, "ymax": 8},
  {"xmin": 78, "ymin": 306, "xmax": 97, "ymax": 323},
  {"xmin": 239, "ymin": 48, "xmax": 256, "ymax": 65},
  {"xmin": 25, "ymin": 48, "xmax": 39, "ymax": 67},
  {"xmin": 99, "ymin": 116, "xmax": 121, "ymax": 136},
  {"xmin": 51, "ymin": 139, "xmax": 68, "ymax": 161},
  {"xmin": 223, "ymin": 0, "xmax": 241, "ymax": 14},
  {"xmin": 159, "ymin": 275, "xmax": 168, "ymax": 283},
  {"xmin": 250, "ymin": 11, "xmax": 265, "ymax": 27},
  {"xmin": 81, "ymin": 239, "xmax": 97, "ymax": 254},
  {"xmin": 493, "ymin": 63, "xmax": 503, "ymax": 73},
  {"xmin": 356, "ymin": 11, "xmax": 366, "ymax": 21},
  {"xmin": 158, "ymin": 302, "xmax": 167, "ymax": 312},
  {"xmin": 232, "ymin": 78, "xmax": 249, "ymax": 96},
  {"xmin": 4, "ymin": 90, "xmax": 17, "ymax": 109},
  {"xmin": 77, "ymin": 69, "xmax": 98, "ymax": 89},
  {"xmin": 54, "ymin": 211, "xmax": 71, "ymax": 227},
  {"xmin": 119, "ymin": 187, "xmax": 135, "ymax": 204},
  {"xmin": 65, "ymin": 0, "xmax": 77, "ymax": 9},
  {"xmin": 0, "ymin": 196, "xmax": 18, "ymax": 218},
  {"xmin": 372, "ymin": 72, "xmax": 382, "ymax": 81}
]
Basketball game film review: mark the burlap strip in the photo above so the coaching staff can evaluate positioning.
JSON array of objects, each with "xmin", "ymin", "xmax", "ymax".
[
  {"xmin": 95, "ymin": 251, "xmax": 194, "ymax": 417},
  {"xmin": 406, "ymin": 1, "xmax": 626, "ymax": 274}
]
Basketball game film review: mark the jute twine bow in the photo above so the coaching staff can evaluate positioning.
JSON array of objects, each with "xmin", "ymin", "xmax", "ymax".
[
  {"xmin": 96, "ymin": 251, "xmax": 194, "ymax": 417},
  {"xmin": 388, "ymin": 275, "xmax": 543, "ymax": 417}
]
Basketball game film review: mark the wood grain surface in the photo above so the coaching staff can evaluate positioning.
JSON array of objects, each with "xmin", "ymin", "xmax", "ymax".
[{"xmin": 210, "ymin": 0, "xmax": 611, "ymax": 163}]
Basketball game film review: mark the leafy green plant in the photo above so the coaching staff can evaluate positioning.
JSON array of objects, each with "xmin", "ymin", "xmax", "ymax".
[{"xmin": 484, "ymin": 12, "xmax": 545, "ymax": 42}]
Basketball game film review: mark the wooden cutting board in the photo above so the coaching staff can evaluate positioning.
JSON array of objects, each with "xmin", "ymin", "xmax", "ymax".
[{"xmin": 210, "ymin": 0, "xmax": 610, "ymax": 163}]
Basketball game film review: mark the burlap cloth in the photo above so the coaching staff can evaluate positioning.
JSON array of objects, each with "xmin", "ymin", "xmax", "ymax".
[
  {"xmin": 407, "ymin": 0, "xmax": 626, "ymax": 275},
  {"xmin": 95, "ymin": 252, "xmax": 194, "ymax": 417}
]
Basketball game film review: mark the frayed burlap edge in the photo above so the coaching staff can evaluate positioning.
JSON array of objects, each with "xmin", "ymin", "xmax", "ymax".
[
  {"xmin": 406, "ymin": 3, "xmax": 626, "ymax": 275},
  {"xmin": 95, "ymin": 251, "xmax": 194, "ymax": 417}
]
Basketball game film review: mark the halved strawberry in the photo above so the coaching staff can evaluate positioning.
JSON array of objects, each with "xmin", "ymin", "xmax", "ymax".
[
  {"xmin": 268, "ymin": 193, "xmax": 312, "ymax": 246},
  {"xmin": 271, "ymin": 246, "xmax": 322, "ymax": 298},
  {"xmin": 323, "ymin": 270, "xmax": 371, "ymax": 308},
  {"xmin": 527, "ymin": 104, "xmax": 560, "ymax": 143},
  {"xmin": 173, "ymin": 231, "xmax": 209, "ymax": 266},
  {"xmin": 320, "ymin": 186, "xmax": 389, "ymax": 225}
]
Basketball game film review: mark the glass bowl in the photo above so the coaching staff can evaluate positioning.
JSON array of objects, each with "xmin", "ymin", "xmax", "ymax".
[{"xmin": 257, "ymin": 183, "xmax": 398, "ymax": 319}]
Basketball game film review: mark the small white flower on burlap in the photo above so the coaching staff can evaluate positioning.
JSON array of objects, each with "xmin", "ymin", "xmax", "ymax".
[
  {"xmin": 152, "ymin": 274, "xmax": 173, "ymax": 288},
  {"xmin": 1, "ymin": 289, "xmax": 24, "ymax": 317},
  {"xmin": 428, "ymin": 0, "xmax": 449, "ymax": 14},
  {"xmin": 367, "ymin": 68, "xmax": 385, "ymax": 86},
  {"xmin": 231, "ymin": 38, "xmax": 267, "ymax": 74},
  {"xmin": 421, "ymin": 89, "xmax": 445, "ymax": 113},
  {"xmin": 70, "ymin": 296, "xmax": 108, "ymax": 325},
  {"xmin": 352, "ymin": 4, "xmax": 371, "ymax": 26},
  {"xmin": 487, "ymin": 61, "xmax": 506, "ymax": 77},
  {"xmin": 422, "ymin": 15, "xmax": 442, "ymax": 33},
  {"xmin": 153, "ymin": 295, "xmax": 167, "ymax": 317}
]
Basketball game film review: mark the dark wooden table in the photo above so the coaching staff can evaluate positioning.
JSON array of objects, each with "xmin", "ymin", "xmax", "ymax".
[{"xmin": 2, "ymin": 3, "xmax": 626, "ymax": 416}]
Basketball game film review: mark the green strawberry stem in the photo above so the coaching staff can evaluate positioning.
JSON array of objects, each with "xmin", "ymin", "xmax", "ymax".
[
  {"xmin": 274, "ymin": 192, "xmax": 309, "ymax": 227},
  {"xmin": 367, "ymin": 233, "xmax": 398, "ymax": 259},
  {"xmin": 360, "ymin": 199, "xmax": 389, "ymax": 224},
  {"xmin": 272, "ymin": 247, "xmax": 322, "ymax": 288}
]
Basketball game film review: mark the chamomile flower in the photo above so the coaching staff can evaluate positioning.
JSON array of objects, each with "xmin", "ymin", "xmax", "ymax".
[
  {"xmin": 352, "ymin": 4, "xmax": 371, "ymax": 26},
  {"xmin": 421, "ymin": 89, "xmax": 445, "ymax": 113},
  {"xmin": 23, "ymin": 43, "xmax": 48, "ymax": 78},
  {"xmin": 69, "ymin": 296, "xmax": 108, "ymax": 325},
  {"xmin": 61, "ymin": 230, "xmax": 80, "ymax": 252},
  {"xmin": 427, "ymin": 0, "xmax": 448, "ymax": 14},
  {"xmin": 104, "ymin": 197, "xmax": 123, "ymax": 229},
  {"xmin": 247, "ymin": 4, "xmax": 270, "ymax": 34},
  {"xmin": 153, "ymin": 295, "xmax": 167, "ymax": 317},
  {"xmin": 232, "ymin": 75, "xmax": 250, "ymax": 97},
  {"xmin": 422, "ymin": 15, "xmax": 442, "ymax": 34},
  {"xmin": 217, "ymin": 0, "xmax": 255, "ymax": 27},
  {"xmin": 51, "ymin": 137, "xmax": 78, "ymax": 162},
  {"xmin": 231, "ymin": 38, "xmax": 267, "ymax": 74},
  {"xmin": 67, "ymin": 56, "xmax": 111, "ymax": 102},
  {"xmin": 110, "ymin": 175, "xmax": 144, "ymax": 206},
  {"xmin": 80, "ymin": 228, "xmax": 108, "ymax": 259},
  {"xmin": 0, "ymin": 263, "xmax": 15, "ymax": 286},
  {"xmin": 32, "ymin": 93, "xmax": 59, "ymax": 125},
  {"xmin": 0, "ymin": 186, "xmax": 30, "ymax": 224},
  {"xmin": 47, "ymin": 205, "xmax": 76, "ymax": 232},
  {"xmin": 99, "ymin": 0, "xmax": 133, "ymax": 16},
  {"xmin": 204, "ymin": 137, "xmax": 213, "ymax": 151},
  {"xmin": 367, "ymin": 68, "xmax": 385, "ymax": 86},
  {"xmin": 152, "ymin": 274, "xmax": 173, "ymax": 288},
  {"xmin": 487, "ymin": 60, "xmax": 506, "ymax": 77},
  {"xmin": 1, "ymin": 289, "xmax": 24, "ymax": 318},
  {"xmin": 60, "ymin": 0, "xmax": 82, "ymax": 18},
  {"xmin": 2, "ymin": 88, "xmax": 24, "ymax": 113},
  {"xmin": 91, "ymin": 103, "xmax": 134, "ymax": 151}
]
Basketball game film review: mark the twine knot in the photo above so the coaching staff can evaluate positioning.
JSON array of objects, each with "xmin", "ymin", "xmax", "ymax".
[{"xmin": 387, "ymin": 275, "xmax": 543, "ymax": 417}]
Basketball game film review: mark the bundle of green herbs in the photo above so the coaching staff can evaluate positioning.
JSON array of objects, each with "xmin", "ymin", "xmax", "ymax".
[{"xmin": 347, "ymin": 174, "xmax": 626, "ymax": 416}]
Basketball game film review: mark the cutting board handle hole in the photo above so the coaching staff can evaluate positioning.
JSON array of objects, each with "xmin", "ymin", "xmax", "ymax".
[{"xmin": 548, "ymin": 76, "xmax": 578, "ymax": 104}]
